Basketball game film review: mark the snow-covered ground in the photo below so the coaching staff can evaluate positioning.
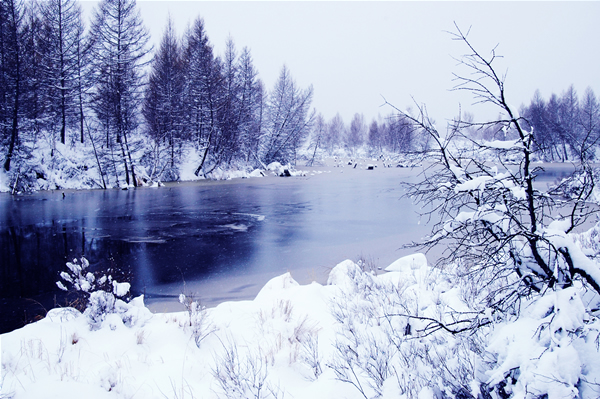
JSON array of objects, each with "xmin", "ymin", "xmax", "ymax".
[
  {"xmin": 2, "ymin": 251, "xmax": 599, "ymax": 399},
  {"xmin": 0, "ymin": 131, "xmax": 421, "ymax": 194}
]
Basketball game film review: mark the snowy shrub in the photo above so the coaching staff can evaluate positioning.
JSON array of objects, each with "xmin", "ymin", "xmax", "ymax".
[
  {"xmin": 178, "ymin": 294, "xmax": 216, "ymax": 347},
  {"xmin": 56, "ymin": 257, "xmax": 133, "ymax": 329},
  {"xmin": 327, "ymin": 260, "xmax": 484, "ymax": 398},
  {"xmin": 212, "ymin": 342, "xmax": 284, "ymax": 399},
  {"xmin": 482, "ymin": 286, "xmax": 600, "ymax": 399},
  {"xmin": 573, "ymin": 221, "xmax": 600, "ymax": 260},
  {"xmin": 297, "ymin": 326, "xmax": 322, "ymax": 380}
]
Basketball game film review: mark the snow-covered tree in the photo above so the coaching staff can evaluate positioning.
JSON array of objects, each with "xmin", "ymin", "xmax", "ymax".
[
  {"xmin": 142, "ymin": 17, "xmax": 185, "ymax": 181},
  {"xmin": 324, "ymin": 113, "xmax": 344, "ymax": 154},
  {"xmin": 367, "ymin": 119, "xmax": 382, "ymax": 155},
  {"xmin": 386, "ymin": 24, "xmax": 600, "ymax": 397},
  {"xmin": 307, "ymin": 113, "xmax": 326, "ymax": 166},
  {"xmin": 577, "ymin": 87, "xmax": 600, "ymax": 160},
  {"xmin": 215, "ymin": 37, "xmax": 241, "ymax": 165},
  {"xmin": 386, "ymin": 113, "xmax": 415, "ymax": 153},
  {"xmin": 1, "ymin": 0, "xmax": 24, "ymax": 172},
  {"xmin": 345, "ymin": 112, "xmax": 365, "ymax": 155},
  {"xmin": 398, "ymin": 24, "xmax": 600, "ymax": 301},
  {"xmin": 181, "ymin": 17, "xmax": 221, "ymax": 176},
  {"xmin": 522, "ymin": 86, "xmax": 600, "ymax": 162},
  {"xmin": 19, "ymin": 3, "xmax": 46, "ymax": 150},
  {"xmin": 38, "ymin": 0, "xmax": 85, "ymax": 146},
  {"xmin": 88, "ymin": 0, "xmax": 150, "ymax": 187},
  {"xmin": 260, "ymin": 65, "xmax": 314, "ymax": 165},
  {"xmin": 236, "ymin": 46, "xmax": 264, "ymax": 164}
]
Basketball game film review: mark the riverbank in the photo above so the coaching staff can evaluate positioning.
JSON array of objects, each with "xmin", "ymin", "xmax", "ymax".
[
  {"xmin": 3, "ymin": 251, "xmax": 599, "ymax": 399},
  {"xmin": 2, "ymin": 257, "xmax": 412, "ymax": 399}
]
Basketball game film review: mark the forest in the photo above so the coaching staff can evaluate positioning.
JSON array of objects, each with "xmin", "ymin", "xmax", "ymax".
[{"xmin": 1, "ymin": 0, "xmax": 600, "ymax": 193}]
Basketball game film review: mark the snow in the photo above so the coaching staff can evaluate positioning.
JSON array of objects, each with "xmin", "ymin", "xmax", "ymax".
[
  {"xmin": 548, "ymin": 218, "xmax": 572, "ymax": 233},
  {"xmin": 485, "ymin": 286, "xmax": 594, "ymax": 399},
  {"xmin": 266, "ymin": 161, "xmax": 307, "ymax": 177},
  {"xmin": 454, "ymin": 175, "xmax": 492, "ymax": 192},
  {"xmin": 0, "ymin": 138, "xmax": 317, "ymax": 193},
  {"xmin": 112, "ymin": 281, "xmax": 131, "ymax": 298},
  {"xmin": 0, "ymin": 168, "xmax": 9, "ymax": 192},
  {"xmin": 2, "ymin": 254, "xmax": 600, "ymax": 398},
  {"xmin": 385, "ymin": 253, "xmax": 427, "ymax": 272},
  {"xmin": 485, "ymin": 139, "xmax": 523, "ymax": 150}
]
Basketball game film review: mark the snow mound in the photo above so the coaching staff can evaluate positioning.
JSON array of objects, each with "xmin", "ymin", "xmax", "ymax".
[
  {"xmin": 266, "ymin": 162, "xmax": 306, "ymax": 177},
  {"xmin": 267, "ymin": 161, "xmax": 284, "ymax": 173},
  {"xmin": 249, "ymin": 169, "xmax": 265, "ymax": 177},
  {"xmin": 385, "ymin": 252, "xmax": 427, "ymax": 272},
  {"xmin": 327, "ymin": 259, "xmax": 363, "ymax": 288},
  {"xmin": 254, "ymin": 272, "xmax": 300, "ymax": 301}
]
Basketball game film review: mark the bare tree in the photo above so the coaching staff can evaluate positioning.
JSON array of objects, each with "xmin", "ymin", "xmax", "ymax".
[
  {"xmin": 367, "ymin": 119, "xmax": 382, "ymax": 156},
  {"xmin": 386, "ymin": 113, "xmax": 415, "ymax": 153},
  {"xmin": 386, "ymin": 23, "xmax": 600, "ymax": 326},
  {"xmin": 576, "ymin": 87, "xmax": 600, "ymax": 161},
  {"xmin": 307, "ymin": 113, "xmax": 326, "ymax": 166},
  {"xmin": 325, "ymin": 113, "xmax": 344, "ymax": 154}
]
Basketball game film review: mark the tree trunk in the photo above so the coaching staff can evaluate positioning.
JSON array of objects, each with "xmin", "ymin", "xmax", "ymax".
[{"xmin": 4, "ymin": 58, "xmax": 19, "ymax": 172}]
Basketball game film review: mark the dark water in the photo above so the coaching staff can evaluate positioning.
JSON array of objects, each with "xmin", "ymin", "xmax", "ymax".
[{"xmin": 1, "ymin": 165, "xmax": 430, "ymax": 333}]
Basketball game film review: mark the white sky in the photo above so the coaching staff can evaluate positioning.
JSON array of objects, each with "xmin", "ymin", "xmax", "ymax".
[{"xmin": 82, "ymin": 1, "xmax": 600, "ymax": 126}]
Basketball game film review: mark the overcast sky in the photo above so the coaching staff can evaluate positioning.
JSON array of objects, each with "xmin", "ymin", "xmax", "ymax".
[{"xmin": 82, "ymin": 1, "xmax": 600, "ymax": 126}]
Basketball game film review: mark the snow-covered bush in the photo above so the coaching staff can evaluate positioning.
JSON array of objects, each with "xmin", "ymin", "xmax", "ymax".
[
  {"xmin": 326, "ymin": 255, "xmax": 600, "ymax": 399},
  {"xmin": 212, "ymin": 342, "xmax": 284, "ymax": 399},
  {"xmin": 574, "ymin": 221, "xmax": 600, "ymax": 259},
  {"xmin": 327, "ymin": 259, "xmax": 485, "ymax": 398},
  {"xmin": 57, "ymin": 257, "xmax": 133, "ymax": 329},
  {"xmin": 178, "ymin": 293, "xmax": 215, "ymax": 347},
  {"xmin": 483, "ymin": 286, "xmax": 600, "ymax": 398}
]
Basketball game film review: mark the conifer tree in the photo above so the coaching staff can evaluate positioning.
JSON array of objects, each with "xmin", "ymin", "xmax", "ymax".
[
  {"xmin": 1, "ymin": 0, "xmax": 24, "ymax": 172},
  {"xmin": 142, "ymin": 17, "xmax": 185, "ymax": 180},
  {"xmin": 237, "ymin": 46, "xmax": 264, "ymax": 163},
  {"xmin": 88, "ymin": 0, "xmax": 150, "ymax": 187},
  {"xmin": 39, "ymin": 0, "xmax": 84, "ymax": 146},
  {"xmin": 261, "ymin": 65, "xmax": 314, "ymax": 165},
  {"xmin": 181, "ymin": 17, "xmax": 221, "ymax": 176}
]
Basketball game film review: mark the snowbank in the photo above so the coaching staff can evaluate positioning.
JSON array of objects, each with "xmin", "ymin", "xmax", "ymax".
[
  {"xmin": 384, "ymin": 252, "xmax": 427, "ymax": 272},
  {"xmin": 266, "ymin": 161, "xmax": 307, "ymax": 177},
  {"xmin": 2, "ymin": 255, "xmax": 599, "ymax": 398}
]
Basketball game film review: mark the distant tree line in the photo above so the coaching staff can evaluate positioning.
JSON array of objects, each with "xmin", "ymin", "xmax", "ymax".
[
  {"xmin": 0, "ymin": 0, "xmax": 314, "ymax": 188},
  {"xmin": 2, "ymin": 0, "xmax": 598, "ymax": 190},
  {"xmin": 307, "ymin": 112, "xmax": 424, "ymax": 165},
  {"xmin": 464, "ymin": 86, "xmax": 600, "ymax": 162},
  {"xmin": 521, "ymin": 86, "xmax": 600, "ymax": 162}
]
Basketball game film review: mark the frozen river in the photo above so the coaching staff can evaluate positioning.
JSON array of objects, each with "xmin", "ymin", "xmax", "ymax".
[
  {"xmin": 1, "ymin": 160, "xmax": 435, "ymax": 332},
  {"xmin": 0, "ymin": 160, "xmax": 579, "ymax": 332}
]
